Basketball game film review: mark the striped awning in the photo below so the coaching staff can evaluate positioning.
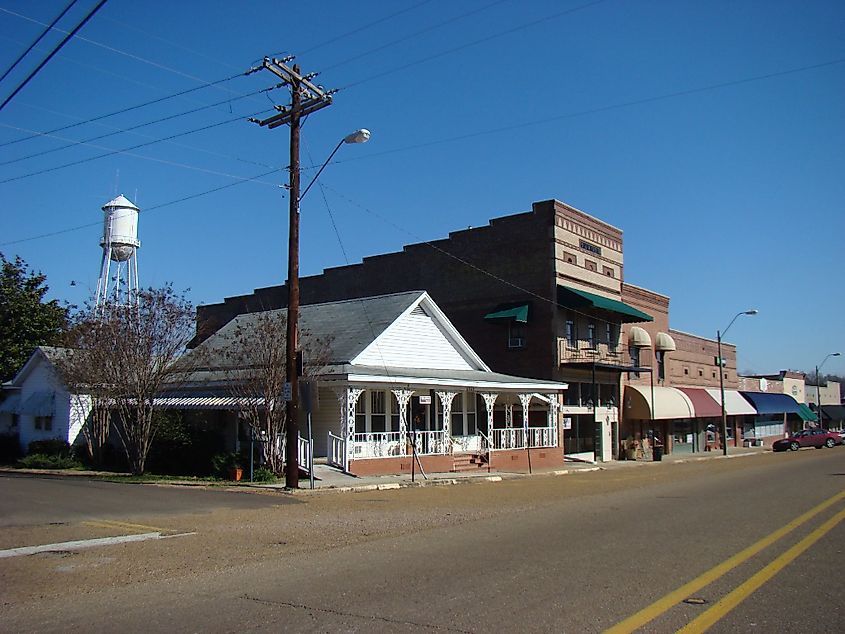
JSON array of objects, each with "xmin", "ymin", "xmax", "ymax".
[
  {"xmin": 705, "ymin": 389, "xmax": 757, "ymax": 416},
  {"xmin": 153, "ymin": 396, "xmax": 264, "ymax": 410},
  {"xmin": 18, "ymin": 391, "xmax": 55, "ymax": 416}
]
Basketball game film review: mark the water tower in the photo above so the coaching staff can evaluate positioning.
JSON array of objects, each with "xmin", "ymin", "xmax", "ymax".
[{"xmin": 95, "ymin": 194, "xmax": 140, "ymax": 308}]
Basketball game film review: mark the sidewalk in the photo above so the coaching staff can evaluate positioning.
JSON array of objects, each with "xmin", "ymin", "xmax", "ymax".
[
  {"xmin": 0, "ymin": 446, "xmax": 768, "ymax": 494},
  {"xmin": 262, "ymin": 445, "xmax": 768, "ymax": 494}
]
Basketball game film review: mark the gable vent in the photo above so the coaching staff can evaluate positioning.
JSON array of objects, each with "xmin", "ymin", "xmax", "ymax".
[{"xmin": 411, "ymin": 305, "xmax": 427, "ymax": 317}]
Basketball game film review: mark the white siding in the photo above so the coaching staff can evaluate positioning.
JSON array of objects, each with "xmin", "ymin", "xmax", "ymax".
[
  {"xmin": 308, "ymin": 387, "xmax": 342, "ymax": 458},
  {"xmin": 354, "ymin": 306, "xmax": 476, "ymax": 370},
  {"xmin": 18, "ymin": 358, "xmax": 72, "ymax": 451}
]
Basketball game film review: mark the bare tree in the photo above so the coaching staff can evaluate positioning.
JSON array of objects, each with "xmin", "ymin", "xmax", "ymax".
[
  {"xmin": 217, "ymin": 310, "xmax": 331, "ymax": 477},
  {"xmin": 60, "ymin": 287, "xmax": 196, "ymax": 475},
  {"xmin": 53, "ymin": 336, "xmax": 116, "ymax": 468}
]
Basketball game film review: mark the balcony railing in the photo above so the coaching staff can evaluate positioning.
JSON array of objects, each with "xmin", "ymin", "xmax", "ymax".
[{"xmin": 558, "ymin": 338, "xmax": 640, "ymax": 368}]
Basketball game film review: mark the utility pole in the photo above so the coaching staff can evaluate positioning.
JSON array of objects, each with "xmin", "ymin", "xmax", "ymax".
[{"xmin": 250, "ymin": 56, "xmax": 334, "ymax": 488}]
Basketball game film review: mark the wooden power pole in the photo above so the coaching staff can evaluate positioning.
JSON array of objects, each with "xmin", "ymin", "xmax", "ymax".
[{"xmin": 250, "ymin": 56, "xmax": 333, "ymax": 488}]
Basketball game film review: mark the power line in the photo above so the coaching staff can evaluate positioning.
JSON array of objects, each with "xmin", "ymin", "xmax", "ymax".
[
  {"xmin": 0, "ymin": 72, "xmax": 245, "ymax": 149},
  {"xmin": 321, "ymin": 0, "xmax": 512, "ymax": 73},
  {"xmin": 0, "ymin": 168, "xmax": 281, "ymax": 247},
  {"xmin": 100, "ymin": 15, "xmax": 244, "ymax": 74},
  {"xmin": 0, "ymin": 4, "xmax": 247, "ymax": 99},
  {"xmin": 0, "ymin": 118, "xmax": 284, "ymax": 186},
  {"xmin": 324, "ymin": 55, "xmax": 845, "ymax": 168},
  {"xmin": 0, "ymin": 83, "xmax": 284, "ymax": 167},
  {"xmin": 299, "ymin": 0, "xmax": 435, "ymax": 55},
  {"xmin": 321, "ymin": 184, "xmax": 624, "ymax": 327},
  {"xmin": 0, "ymin": 31, "xmax": 242, "ymax": 108},
  {"xmin": 0, "ymin": 0, "xmax": 109, "ymax": 112},
  {"xmin": 338, "ymin": 0, "xmax": 608, "ymax": 91},
  {"xmin": 5, "ymin": 101, "xmax": 283, "ymax": 171},
  {"xmin": 0, "ymin": 0, "xmax": 78, "ymax": 85},
  {"xmin": 8, "ymin": 53, "xmax": 840, "ymax": 249},
  {"xmin": 0, "ymin": 108, "xmax": 275, "ymax": 185}
]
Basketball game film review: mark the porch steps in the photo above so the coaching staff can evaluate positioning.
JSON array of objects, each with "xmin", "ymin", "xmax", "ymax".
[{"xmin": 451, "ymin": 453, "xmax": 488, "ymax": 472}]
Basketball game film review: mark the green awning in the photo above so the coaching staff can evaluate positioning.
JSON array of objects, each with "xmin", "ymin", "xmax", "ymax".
[
  {"xmin": 797, "ymin": 403, "xmax": 818, "ymax": 423},
  {"xmin": 484, "ymin": 304, "xmax": 529, "ymax": 323},
  {"xmin": 557, "ymin": 285, "xmax": 653, "ymax": 323}
]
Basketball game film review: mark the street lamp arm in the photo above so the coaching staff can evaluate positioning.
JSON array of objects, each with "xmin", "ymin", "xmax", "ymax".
[
  {"xmin": 299, "ymin": 128, "xmax": 370, "ymax": 203},
  {"xmin": 299, "ymin": 139, "xmax": 344, "ymax": 202},
  {"xmin": 721, "ymin": 309, "xmax": 758, "ymax": 340},
  {"xmin": 716, "ymin": 308, "xmax": 756, "ymax": 457}
]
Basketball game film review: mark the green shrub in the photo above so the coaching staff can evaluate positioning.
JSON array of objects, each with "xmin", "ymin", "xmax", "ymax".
[
  {"xmin": 18, "ymin": 453, "xmax": 83, "ymax": 470},
  {"xmin": 27, "ymin": 438, "xmax": 71, "ymax": 457},
  {"xmin": 251, "ymin": 467, "xmax": 277, "ymax": 483}
]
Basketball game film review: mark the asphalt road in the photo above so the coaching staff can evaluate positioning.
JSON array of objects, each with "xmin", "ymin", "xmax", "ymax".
[
  {"xmin": 1, "ymin": 449, "xmax": 843, "ymax": 633},
  {"xmin": 0, "ymin": 472, "xmax": 294, "ymax": 528}
]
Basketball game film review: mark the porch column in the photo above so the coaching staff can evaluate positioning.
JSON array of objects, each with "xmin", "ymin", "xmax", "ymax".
[
  {"xmin": 391, "ymin": 389, "xmax": 414, "ymax": 455},
  {"xmin": 436, "ymin": 391, "xmax": 458, "ymax": 452},
  {"xmin": 337, "ymin": 387, "xmax": 363, "ymax": 471},
  {"xmin": 519, "ymin": 393, "xmax": 532, "ymax": 446},
  {"xmin": 481, "ymin": 393, "xmax": 498, "ymax": 447},
  {"xmin": 505, "ymin": 403, "xmax": 513, "ymax": 428},
  {"xmin": 547, "ymin": 393, "xmax": 560, "ymax": 447}
]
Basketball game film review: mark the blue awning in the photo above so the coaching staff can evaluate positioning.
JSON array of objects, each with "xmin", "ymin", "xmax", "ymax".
[{"xmin": 740, "ymin": 391, "xmax": 802, "ymax": 416}]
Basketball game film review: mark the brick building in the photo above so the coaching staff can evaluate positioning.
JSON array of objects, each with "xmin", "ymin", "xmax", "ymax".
[
  {"xmin": 197, "ymin": 199, "xmax": 663, "ymax": 461},
  {"xmin": 196, "ymin": 198, "xmax": 749, "ymax": 461}
]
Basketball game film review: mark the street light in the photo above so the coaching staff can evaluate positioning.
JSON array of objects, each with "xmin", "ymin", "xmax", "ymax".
[
  {"xmin": 717, "ymin": 309, "xmax": 757, "ymax": 456},
  {"xmin": 300, "ymin": 129, "xmax": 370, "ymax": 201},
  {"xmin": 814, "ymin": 352, "xmax": 841, "ymax": 427},
  {"xmin": 284, "ymin": 128, "xmax": 369, "ymax": 488}
]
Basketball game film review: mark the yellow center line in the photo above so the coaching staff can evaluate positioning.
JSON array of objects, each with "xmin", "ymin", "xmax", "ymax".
[
  {"xmin": 604, "ymin": 490, "xmax": 845, "ymax": 634},
  {"xmin": 678, "ymin": 505, "xmax": 845, "ymax": 633}
]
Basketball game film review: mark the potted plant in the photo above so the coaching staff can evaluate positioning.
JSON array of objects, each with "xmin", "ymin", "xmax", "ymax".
[
  {"xmin": 229, "ymin": 458, "xmax": 243, "ymax": 482},
  {"xmin": 212, "ymin": 452, "xmax": 243, "ymax": 481}
]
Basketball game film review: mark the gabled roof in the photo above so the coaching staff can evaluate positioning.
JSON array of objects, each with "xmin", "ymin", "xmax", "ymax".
[
  {"xmin": 186, "ymin": 291, "xmax": 488, "ymax": 376},
  {"xmin": 9, "ymin": 346, "xmax": 68, "ymax": 387}
]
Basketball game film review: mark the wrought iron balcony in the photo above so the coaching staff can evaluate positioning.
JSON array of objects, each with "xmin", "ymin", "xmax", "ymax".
[{"xmin": 558, "ymin": 338, "xmax": 638, "ymax": 369}]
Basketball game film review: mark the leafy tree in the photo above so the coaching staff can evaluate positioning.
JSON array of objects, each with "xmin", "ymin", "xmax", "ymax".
[{"xmin": 0, "ymin": 253, "xmax": 68, "ymax": 381}]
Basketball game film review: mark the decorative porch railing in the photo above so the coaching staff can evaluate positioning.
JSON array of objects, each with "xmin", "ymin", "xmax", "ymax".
[
  {"xmin": 298, "ymin": 435, "xmax": 312, "ymax": 473},
  {"xmin": 327, "ymin": 431, "xmax": 346, "ymax": 470},
  {"xmin": 491, "ymin": 426, "xmax": 557, "ymax": 450},
  {"xmin": 351, "ymin": 430, "xmax": 449, "ymax": 459}
]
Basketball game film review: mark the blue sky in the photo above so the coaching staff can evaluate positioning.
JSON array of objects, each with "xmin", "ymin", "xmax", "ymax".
[{"xmin": 1, "ymin": 0, "xmax": 843, "ymax": 377}]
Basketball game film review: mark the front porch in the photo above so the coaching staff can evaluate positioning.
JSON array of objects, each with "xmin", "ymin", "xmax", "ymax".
[{"xmin": 324, "ymin": 386, "xmax": 563, "ymax": 476}]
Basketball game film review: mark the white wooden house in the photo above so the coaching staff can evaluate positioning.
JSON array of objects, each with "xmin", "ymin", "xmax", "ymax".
[
  {"xmin": 176, "ymin": 291, "xmax": 568, "ymax": 476},
  {"xmin": 0, "ymin": 347, "xmax": 90, "ymax": 451}
]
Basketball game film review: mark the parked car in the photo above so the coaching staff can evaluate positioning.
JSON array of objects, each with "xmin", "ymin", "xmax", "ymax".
[{"xmin": 772, "ymin": 429, "xmax": 841, "ymax": 452}]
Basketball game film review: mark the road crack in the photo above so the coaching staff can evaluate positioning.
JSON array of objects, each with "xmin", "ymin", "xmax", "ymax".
[{"xmin": 241, "ymin": 594, "xmax": 475, "ymax": 632}]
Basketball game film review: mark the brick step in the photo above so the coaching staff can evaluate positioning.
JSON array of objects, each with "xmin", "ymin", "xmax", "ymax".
[{"xmin": 451, "ymin": 453, "xmax": 488, "ymax": 472}]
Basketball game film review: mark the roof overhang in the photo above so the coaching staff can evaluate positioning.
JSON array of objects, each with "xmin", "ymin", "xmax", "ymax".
[{"xmin": 325, "ymin": 365, "xmax": 567, "ymax": 393}]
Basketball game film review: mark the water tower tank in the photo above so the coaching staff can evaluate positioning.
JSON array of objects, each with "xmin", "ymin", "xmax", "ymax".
[{"xmin": 100, "ymin": 194, "xmax": 140, "ymax": 261}]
